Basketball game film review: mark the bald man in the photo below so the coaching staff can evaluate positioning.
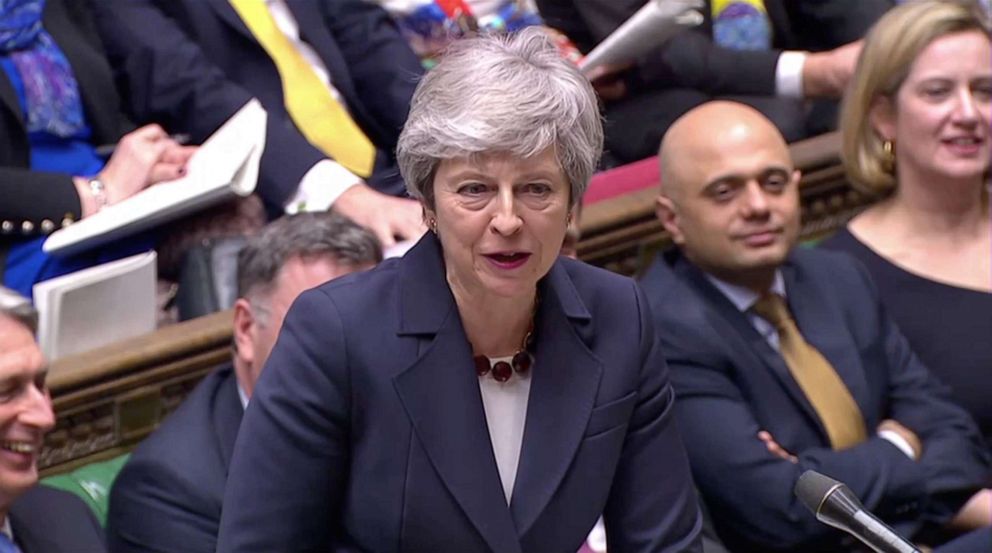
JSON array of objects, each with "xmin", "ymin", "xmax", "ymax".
[{"xmin": 638, "ymin": 102, "xmax": 992, "ymax": 553}]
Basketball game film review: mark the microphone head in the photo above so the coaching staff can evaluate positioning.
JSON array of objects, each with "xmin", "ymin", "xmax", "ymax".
[{"xmin": 795, "ymin": 470, "xmax": 843, "ymax": 515}]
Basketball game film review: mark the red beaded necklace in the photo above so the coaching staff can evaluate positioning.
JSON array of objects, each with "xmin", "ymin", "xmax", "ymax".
[{"xmin": 472, "ymin": 296, "xmax": 538, "ymax": 383}]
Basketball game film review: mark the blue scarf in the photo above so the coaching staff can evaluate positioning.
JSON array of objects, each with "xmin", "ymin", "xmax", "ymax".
[{"xmin": 0, "ymin": 0, "xmax": 84, "ymax": 137}]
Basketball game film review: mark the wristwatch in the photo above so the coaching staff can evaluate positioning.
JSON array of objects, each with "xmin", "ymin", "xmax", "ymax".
[{"xmin": 88, "ymin": 177, "xmax": 108, "ymax": 212}]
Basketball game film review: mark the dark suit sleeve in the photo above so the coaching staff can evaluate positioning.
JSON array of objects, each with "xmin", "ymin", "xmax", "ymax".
[
  {"xmin": 217, "ymin": 288, "xmax": 350, "ymax": 552},
  {"xmin": 665, "ymin": 327, "xmax": 931, "ymax": 549},
  {"xmin": 319, "ymin": 0, "xmax": 421, "ymax": 150},
  {"xmin": 86, "ymin": 0, "xmax": 325, "ymax": 210},
  {"xmin": 603, "ymin": 283, "xmax": 703, "ymax": 553},
  {"xmin": 537, "ymin": 0, "xmax": 782, "ymax": 96},
  {"xmin": 780, "ymin": 0, "xmax": 893, "ymax": 51},
  {"xmin": 0, "ymin": 169, "xmax": 81, "ymax": 233},
  {"xmin": 107, "ymin": 457, "xmax": 220, "ymax": 553}
]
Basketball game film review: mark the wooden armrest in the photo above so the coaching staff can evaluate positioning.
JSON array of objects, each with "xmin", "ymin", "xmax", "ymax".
[{"xmin": 43, "ymin": 311, "xmax": 233, "ymax": 475}]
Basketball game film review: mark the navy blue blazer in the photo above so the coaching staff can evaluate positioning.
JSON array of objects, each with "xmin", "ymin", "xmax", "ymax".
[
  {"xmin": 217, "ymin": 233, "xmax": 703, "ymax": 553},
  {"xmin": 639, "ymin": 248, "xmax": 990, "ymax": 553},
  {"xmin": 87, "ymin": 0, "xmax": 424, "ymax": 208},
  {"xmin": 9, "ymin": 485, "xmax": 106, "ymax": 553},
  {"xmin": 107, "ymin": 365, "xmax": 242, "ymax": 553}
]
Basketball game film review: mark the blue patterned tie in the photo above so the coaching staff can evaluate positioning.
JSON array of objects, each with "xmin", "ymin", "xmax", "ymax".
[
  {"xmin": 0, "ymin": 532, "xmax": 20, "ymax": 553},
  {"xmin": 712, "ymin": 0, "xmax": 772, "ymax": 51}
]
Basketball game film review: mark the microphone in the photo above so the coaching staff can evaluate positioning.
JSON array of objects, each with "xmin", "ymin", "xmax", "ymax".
[
  {"xmin": 795, "ymin": 470, "xmax": 921, "ymax": 553},
  {"xmin": 578, "ymin": 0, "xmax": 705, "ymax": 76}
]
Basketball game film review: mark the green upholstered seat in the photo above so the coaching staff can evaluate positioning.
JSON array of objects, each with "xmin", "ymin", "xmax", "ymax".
[{"xmin": 41, "ymin": 454, "xmax": 130, "ymax": 526}]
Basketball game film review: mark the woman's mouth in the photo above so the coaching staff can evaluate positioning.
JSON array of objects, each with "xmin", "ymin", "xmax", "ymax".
[
  {"xmin": 484, "ymin": 252, "xmax": 531, "ymax": 270},
  {"xmin": 942, "ymin": 136, "xmax": 985, "ymax": 156}
]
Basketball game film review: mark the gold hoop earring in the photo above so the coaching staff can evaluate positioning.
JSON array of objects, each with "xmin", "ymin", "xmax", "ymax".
[
  {"xmin": 428, "ymin": 217, "xmax": 438, "ymax": 234},
  {"xmin": 882, "ymin": 140, "xmax": 896, "ymax": 174}
]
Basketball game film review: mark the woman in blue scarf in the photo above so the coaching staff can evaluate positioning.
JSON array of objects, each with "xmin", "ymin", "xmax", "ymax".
[{"xmin": 0, "ymin": 0, "xmax": 194, "ymax": 299}]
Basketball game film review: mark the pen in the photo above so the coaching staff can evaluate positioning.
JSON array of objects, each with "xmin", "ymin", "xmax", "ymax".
[{"xmin": 94, "ymin": 133, "xmax": 192, "ymax": 158}]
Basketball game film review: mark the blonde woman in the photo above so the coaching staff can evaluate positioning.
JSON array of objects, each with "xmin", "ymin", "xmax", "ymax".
[{"xmin": 824, "ymin": 0, "xmax": 992, "ymax": 453}]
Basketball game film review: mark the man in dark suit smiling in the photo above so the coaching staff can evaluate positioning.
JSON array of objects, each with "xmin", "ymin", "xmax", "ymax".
[
  {"xmin": 0, "ymin": 286, "xmax": 105, "ymax": 553},
  {"xmin": 639, "ymin": 101, "xmax": 992, "ymax": 552}
]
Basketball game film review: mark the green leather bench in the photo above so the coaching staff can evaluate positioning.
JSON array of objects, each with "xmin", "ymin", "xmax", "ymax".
[{"xmin": 42, "ymin": 454, "xmax": 130, "ymax": 526}]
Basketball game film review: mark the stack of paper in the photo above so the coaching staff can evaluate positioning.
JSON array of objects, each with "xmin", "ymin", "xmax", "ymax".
[{"xmin": 34, "ymin": 251, "xmax": 158, "ymax": 362}]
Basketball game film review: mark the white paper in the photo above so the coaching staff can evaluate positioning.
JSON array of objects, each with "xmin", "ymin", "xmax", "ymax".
[
  {"xmin": 43, "ymin": 99, "xmax": 267, "ymax": 257},
  {"xmin": 579, "ymin": 0, "xmax": 705, "ymax": 76},
  {"xmin": 34, "ymin": 251, "xmax": 158, "ymax": 362}
]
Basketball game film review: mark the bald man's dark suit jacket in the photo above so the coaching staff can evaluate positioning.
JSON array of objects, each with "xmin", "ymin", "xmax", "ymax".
[
  {"xmin": 88, "ymin": 0, "xmax": 423, "ymax": 209},
  {"xmin": 107, "ymin": 365, "xmax": 241, "ymax": 553},
  {"xmin": 639, "ymin": 248, "xmax": 990, "ymax": 553},
  {"xmin": 217, "ymin": 233, "xmax": 703, "ymax": 553},
  {"xmin": 9, "ymin": 485, "xmax": 106, "ymax": 552}
]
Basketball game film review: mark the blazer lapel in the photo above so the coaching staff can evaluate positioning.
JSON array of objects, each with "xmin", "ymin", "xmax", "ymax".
[
  {"xmin": 509, "ymin": 262, "xmax": 602, "ymax": 536},
  {"xmin": 673, "ymin": 254, "xmax": 829, "ymax": 439},
  {"xmin": 284, "ymin": 0, "xmax": 364, "ymax": 119},
  {"xmin": 392, "ymin": 234, "xmax": 522, "ymax": 553},
  {"xmin": 0, "ymin": 71, "xmax": 23, "ymax": 133},
  {"xmin": 781, "ymin": 260, "xmax": 871, "ymax": 416},
  {"xmin": 44, "ymin": 0, "xmax": 126, "ymax": 143},
  {"xmin": 207, "ymin": 0, "xmax": 256, "ymax": 42}
]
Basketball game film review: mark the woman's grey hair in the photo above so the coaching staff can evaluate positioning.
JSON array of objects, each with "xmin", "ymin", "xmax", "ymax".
[
  {"xmin": 0, "ymin": 286, "xmax": 38, "ymax": 336},
  {"xmin": 397, "ymin": 26, "xmax": 604, "ymax": 210},
  {"xmin": 236, "ymin": 212, "xmax": 382, "ymax": 303}
]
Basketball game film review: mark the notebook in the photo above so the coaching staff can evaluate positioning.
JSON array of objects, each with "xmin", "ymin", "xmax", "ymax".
[{"xmin": 43, "ymin": 100, "xmax": 267, "ymax": 257}]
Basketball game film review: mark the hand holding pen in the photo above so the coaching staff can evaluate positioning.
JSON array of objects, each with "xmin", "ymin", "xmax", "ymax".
[{"xmin": 73, "ymin": 124, "xmax": 198, "ymax": 217}]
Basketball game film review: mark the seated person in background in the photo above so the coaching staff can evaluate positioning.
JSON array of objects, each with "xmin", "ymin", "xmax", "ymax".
[
  {"xmin": 536, "ymin": 0, "xmax": 891, "ymax": 163},
  {"xmin": 88, "ymin": 0, "xmax": 427, "ymax": 247},
  {"xmin": 0, "ymin": 0, "xmax": 195, "ymax": 298},
  {"xmin": 822, "ymin": 0, "xmax": 992, "ymax": 451},
  {"xmin": 105, "ymin": 212, "xmax": 380, "ymax": 553},
  {"xmin": 0, "ymin": 286, "xmax": 105, "ymax": 552},
  {"xmin": 639, "ymin": 101, "xmax": 991, "ymax": 552},
  {"xmin": 372, "ymin": 0, "xmax": 547, "ymax": 67}
]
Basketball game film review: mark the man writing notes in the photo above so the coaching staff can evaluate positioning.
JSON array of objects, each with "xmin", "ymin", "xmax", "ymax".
[{"xmin": 89, "ymin": 0, "xmax": 426, "ymax": 246}]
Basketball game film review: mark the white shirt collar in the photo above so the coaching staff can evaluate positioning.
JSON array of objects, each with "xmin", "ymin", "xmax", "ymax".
[
  {"xmin": 237, "ymin": 383, "xmax": 249, "ymax": 411},
  {"xmin": 705, "ymin": 270, "xmax": 787, "ymax": 314},
  {"xmin": 1, "ymin": 516, "xmax": 14, "ymax": 544}
]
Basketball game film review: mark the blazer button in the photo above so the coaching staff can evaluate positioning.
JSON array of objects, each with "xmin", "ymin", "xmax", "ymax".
[
  {"xmin": 1, "ymin": 221, "xmax": 12, "ymax": 234},
  {"xmin": 41, "ymin": 219, "xmax": 55, "ymax": 234},
  {"xmin": 21, "ymin": 221, "xmax": 34, "ymax": 234}
]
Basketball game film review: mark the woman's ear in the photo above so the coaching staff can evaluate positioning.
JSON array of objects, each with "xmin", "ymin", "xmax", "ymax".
[
  {"xmin": 423, "ymin": 206, "xmax": 438, "ymax": 234},
  {"xmin": 869, "ymin": 95, "xmax": 896, "ymax": 142}
]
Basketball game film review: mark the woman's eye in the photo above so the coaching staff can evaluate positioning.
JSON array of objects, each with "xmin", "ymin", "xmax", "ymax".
[
  {"xmin": 922, "ymin": 86, "xmax": 950, "ymax": 99},
  {"xmin": 458, "ymin": 183, "xmax": 489, "ymax": 196},
  {"xmin": 522, "ymin": 183, "xmax": 551, "ymax": 196}
]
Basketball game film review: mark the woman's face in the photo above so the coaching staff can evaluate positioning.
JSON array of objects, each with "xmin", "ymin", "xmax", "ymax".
[
  {"xmin": 873, "ymin": 30, "xmax": 992, "ymax": 183},
  {"xmin": 428, "ymin": 148, "xmax": 570, "ymax": 302}
]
